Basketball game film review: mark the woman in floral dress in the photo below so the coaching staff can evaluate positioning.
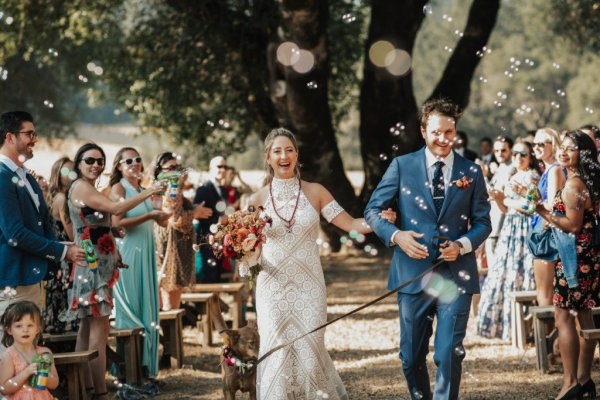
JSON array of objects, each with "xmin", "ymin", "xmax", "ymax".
[
  {"xmin": 534, "ymin": 131, "xmax": 599, "ymax": 400},
  {"xmin": 43, "ymin": 156, "xmax": 78, "ymax": 334},
  {"xmin": 62, "ymin": 143, "xmax": 165, "ymax": 400},
  {"xmin": 477, "ymin": 141, "xmax": 541, "ymax": 340}
]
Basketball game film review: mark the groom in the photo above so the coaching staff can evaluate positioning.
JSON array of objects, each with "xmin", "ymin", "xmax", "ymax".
[{"xmin": 365, "ymin": 98, "xmax": 491, "ymax": 400}]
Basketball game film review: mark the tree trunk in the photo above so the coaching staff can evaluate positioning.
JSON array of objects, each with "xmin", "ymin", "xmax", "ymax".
[
  {"xmin": 429, "ymin": 0, "xmax": 501, "ymax": 108},
  {"xmin": 358, "ymin": 0, "xmax": 428, "ymax": 205},
  {"xmin": 359, "ymin": 0, "xmax": 501, "ymax": 206},
  {"xmin": 269, "ymin": 0, "xmax": 360, "ymax": 250}
]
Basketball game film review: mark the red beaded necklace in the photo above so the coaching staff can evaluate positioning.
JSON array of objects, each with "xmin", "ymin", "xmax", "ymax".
[{"xmin": 269, "ymin": 179, "xmax": 301, "ymax": 233}]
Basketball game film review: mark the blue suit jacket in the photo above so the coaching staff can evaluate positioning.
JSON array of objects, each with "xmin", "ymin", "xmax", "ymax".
[
  {"xmin": 365, "ymin": 148, "xmax": 491, "ymax": 294},
  {"xmin": 0, "ymin": 162, "xmax": 64, "ymax": 286}
]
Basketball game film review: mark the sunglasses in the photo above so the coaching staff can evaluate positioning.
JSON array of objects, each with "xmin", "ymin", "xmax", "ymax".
[
  {"xmin": 120, "ymin": 157, "xmax": 142, "ymax": 165},
  {"xmin": 533, "ymin": 141, "xmax": 551, "ymax": 148},
  {"xmin": 217, "ymin": 165, "xmax": 229, "ymax": 170},
  {"xmin": 512, "ymin": 150, "xmax": 529, "ymax": 157},
  {"xmin": 82, "ymin": 157, "xmax": 105, "ymax": 166}
]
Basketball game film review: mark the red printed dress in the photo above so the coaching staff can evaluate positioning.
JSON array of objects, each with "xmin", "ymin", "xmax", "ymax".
[
  {"xmin": 553, "ymin": 193, "xmax": 600, "ymax": 309},
  {"xmin": 62, "ymin": 183, "xmax": 124, "ymax": 320}
]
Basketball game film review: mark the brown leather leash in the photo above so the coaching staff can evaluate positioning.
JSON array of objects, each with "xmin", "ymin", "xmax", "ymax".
[{"xmin": 255, "ymin": 258, "xmax": 445, "ymax": 366}]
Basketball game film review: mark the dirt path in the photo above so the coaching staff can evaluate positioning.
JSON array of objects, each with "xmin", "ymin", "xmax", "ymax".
[{"xmin": 143, "ymin": 253, "xmax": 599, "ymax": 399}]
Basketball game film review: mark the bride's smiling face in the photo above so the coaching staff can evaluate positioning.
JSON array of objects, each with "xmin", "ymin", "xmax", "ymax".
[{"xmin": 267, "ymin": 136, "xmax": 298, "ymax": 179}]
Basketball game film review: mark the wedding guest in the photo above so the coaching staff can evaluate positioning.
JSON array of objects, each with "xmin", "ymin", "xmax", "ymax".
[
  {"xmin": 0, "ymin": 111, "xmax": 85, "ymax": 358},
  {"xmin": 453, "ymin": 131, "xmax": 478, "ymax": 161},
  {"xmin": 483, "ymin": 136, "xmax": 516, "ymax": 278},
  {"xmin": 152, "ymin": 152, "xmax": 212, "ymax": 310},
  {"xmin": 109, "ymin": 147, "xmax": 169, "ymax": 381},
  {"xmin": 63, "ymin": 143, "xmax": 165, "ymax": 400},
  {"xmin": 43, "ymin": 157, "xmax": 78, "ymax": 334},
  {"xmin": 529, "ymin": 128, "xmax": 566, "ymax": 309},
  {"xmin": 580, "ymin": 124, "xmax": 600, "ymax": 161},
  {"xmin": 477, "ymin": 141, "xmax": 541, "ymax": 340},
  {"xmin": 36, "ymin": 175, "xmax": 49, "ymax": 200},
  {"xmin": 534, "ymin": 131, "xmax": 599, "ymax": 400},
  {"xmin": 193, "ymin": 156, "xmax": 228, "ymax": 283}
]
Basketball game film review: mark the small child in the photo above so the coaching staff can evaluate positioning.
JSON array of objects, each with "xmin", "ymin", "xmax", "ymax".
[{"xmin": 0, "ymin": 301, "xmax": 58, "ymax": 400}]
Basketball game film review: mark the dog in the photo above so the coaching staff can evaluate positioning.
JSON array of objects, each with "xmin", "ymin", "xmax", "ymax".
[{"xmin": 209, "ymin": 294, "xmax": 259, "ymax": 400}]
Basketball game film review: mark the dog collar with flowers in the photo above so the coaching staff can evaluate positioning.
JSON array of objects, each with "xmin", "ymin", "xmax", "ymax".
[
  {"xmin": 222, "ymin": 346, "xmax": 255, "ymax": 374},
  {"xmin": 451, "ymin": 176, "xmax": 473, "ymax": 189}
]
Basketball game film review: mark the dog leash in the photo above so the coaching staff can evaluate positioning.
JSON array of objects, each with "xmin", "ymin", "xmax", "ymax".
[{"xmin": 255, "ymin": 258, "xmax": 446, "ymax": 366}]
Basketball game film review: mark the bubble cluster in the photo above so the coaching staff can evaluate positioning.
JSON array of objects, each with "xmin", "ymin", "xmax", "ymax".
[
  {"xmin": 476, "ymin": 46, "xmax": 492, "ymax": 58},
  {"xmin": 390, "ymin": 122, "xmax": 405, "ymax": 136},
  {"xmin": 585, "ymin": 107, "xmax": 594, "ymax": 114},
  {"xmin": 341, "ymin": 13, "xmax": 356, "ymax": 23},
  {"xmin": 86, "ymin": 62, "xmax": 103, "ymax": 76},
  {"xmin": 423, "ymin": 5, "xmax": 433, "ymax": 15},
  {"xmin": 306, "ymin": 81, "xmax": 318, "ymax": 89},
  {"xmin": 478, "ymin": 76, "xmax": 488, "ymax": 84}
]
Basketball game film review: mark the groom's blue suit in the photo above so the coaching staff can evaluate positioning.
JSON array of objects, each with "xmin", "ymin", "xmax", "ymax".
[{"xmin": 365, "ymin": 147, "xmax": 491, "ymax": 400}]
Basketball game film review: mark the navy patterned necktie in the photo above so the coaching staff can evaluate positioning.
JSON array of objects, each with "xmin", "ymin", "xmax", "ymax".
[{"xmin": 432, "ymin": 161, "xmax": 445, "ymax": 214}]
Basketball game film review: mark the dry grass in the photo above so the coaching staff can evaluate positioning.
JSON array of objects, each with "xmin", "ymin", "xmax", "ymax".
[{"xmin": 124, "ymin": 252, "xmax": 599, "ymax": 399}]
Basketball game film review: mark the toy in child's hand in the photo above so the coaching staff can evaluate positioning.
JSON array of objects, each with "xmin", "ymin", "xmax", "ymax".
[
  {"xmin": 157, "ymin": 171, "xmax": 182, "ymax": 198},
  {"xmin": 522, "ymin": 183, "xmax": 541, "ymax": 214},
  {"xmin": 29, "ymin": 353, "xmax": 53, "ymax": 390},
  {"xmin": 81, "ymin": 239, "xmax": 97, "ymax": 271}
]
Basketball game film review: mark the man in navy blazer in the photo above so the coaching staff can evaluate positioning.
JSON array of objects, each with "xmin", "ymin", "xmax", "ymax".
[
  {"xmin": 0, "ymin": 111, "xmax": 85, "ymax": 350},
  {"xmin": 365, "ymin": 99, "xmax": 491, "ymax": 400},
  {"xmin": 193, "ymin": 156, "xmax": 228, "ymax": 283}
]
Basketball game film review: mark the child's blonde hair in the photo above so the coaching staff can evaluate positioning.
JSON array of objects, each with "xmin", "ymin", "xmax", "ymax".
[{"xmin": 1, "ymin": 301, "xmax": 43, "ymax": 347}]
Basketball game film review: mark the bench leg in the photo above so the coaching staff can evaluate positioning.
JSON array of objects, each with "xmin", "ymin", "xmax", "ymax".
[
  {"xmin": 515, "ymin": 302, "xmax": 527, "ymax": 350},
  {"xmin": 118, "ymin": 336, "xmax": 141, "ymax": 385},
  {"xmin": 172, "ymin": 315, "xmax": 183, "ymax": 368},
  {"xmin": 65, "ymin": 365, "xmax": 81, "ymax": 400},
  {"xmin": 233, "ymin": 291, "xmax": 243, "ymax": 329},
  {"xmin": 533, "ymin": 316, "xmax": 550, "ymax": 373}
]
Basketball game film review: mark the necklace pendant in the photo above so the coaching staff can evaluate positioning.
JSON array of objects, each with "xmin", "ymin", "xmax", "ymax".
[{"xmin": 287, "ymin": 218, "xmax": 295, "ymax": 233}]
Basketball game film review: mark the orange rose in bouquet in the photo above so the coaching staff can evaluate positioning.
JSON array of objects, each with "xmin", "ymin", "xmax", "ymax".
[{"xmin": 208, "ymin": 206, "xmax": 272, "ymax": 288}]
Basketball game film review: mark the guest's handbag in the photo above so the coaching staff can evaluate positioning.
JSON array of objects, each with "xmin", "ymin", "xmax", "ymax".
[{"xmin": 526, "ymin": 228, "xmax": 558, "ymax": 260}]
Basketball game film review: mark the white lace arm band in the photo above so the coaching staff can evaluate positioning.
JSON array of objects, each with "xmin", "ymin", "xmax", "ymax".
[{"xmin": 321, "ymin": 200, "xmax": 344, "ymax": 223}]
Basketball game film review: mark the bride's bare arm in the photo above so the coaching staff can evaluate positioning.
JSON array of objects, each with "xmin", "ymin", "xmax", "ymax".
[{"xmin": 306, "ymin": 182, "xmax": 396, "ymax": 234}]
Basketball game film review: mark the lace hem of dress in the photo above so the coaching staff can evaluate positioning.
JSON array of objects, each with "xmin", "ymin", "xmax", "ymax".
[{"xmin": 321, "ymin": 200, "xmax": 344, "ymax": 223}]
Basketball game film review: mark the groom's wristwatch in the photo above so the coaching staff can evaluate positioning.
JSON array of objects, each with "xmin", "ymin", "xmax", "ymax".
[{"xmin": 455, "ymin": 241, "xmax": 465, "ymax": 256}]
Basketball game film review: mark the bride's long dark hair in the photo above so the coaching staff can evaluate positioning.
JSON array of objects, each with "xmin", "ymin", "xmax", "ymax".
[{"xmin": 263, "ymin": 128, "xmax": 301, "ymax": 183}]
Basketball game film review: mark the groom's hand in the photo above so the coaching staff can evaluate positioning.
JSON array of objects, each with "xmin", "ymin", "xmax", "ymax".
[
  {"xmin": 439, "ymin": 241, "xmax": 461, "ymax": 262},
  {"xmin": 394, "ymin": 230, "xmax": 428, "ymax": 259}
]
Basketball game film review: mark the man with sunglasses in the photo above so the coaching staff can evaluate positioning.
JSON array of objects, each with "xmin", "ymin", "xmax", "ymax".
[
  {"xmin": 365, "ymin": 98, "xmax": 491, "ymax": 400},
  {"xmin": 0, "ymin": 111, "xmax": 86, "ymax": 356},
  {"xmin": 193, "ymin": 156, "xmax": 229, "ymax": 283}
]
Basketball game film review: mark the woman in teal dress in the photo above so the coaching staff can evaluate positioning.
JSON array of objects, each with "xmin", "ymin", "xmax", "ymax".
[
  {"xmin": 63, "ymin": 143, "xmax": 165, "ymax": 400},
  {"xmin": 109, "ymin": 147, "xmax": 169, "ymax": 379}
]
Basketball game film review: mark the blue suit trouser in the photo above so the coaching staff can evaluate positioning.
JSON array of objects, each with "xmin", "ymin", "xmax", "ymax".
[{"xmin": 398, "ymin": 286, "xmax": 472, "ymax": 400}]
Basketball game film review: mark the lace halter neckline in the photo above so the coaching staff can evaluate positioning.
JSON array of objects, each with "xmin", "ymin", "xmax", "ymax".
[{"xmin": 269, "ymin": 177, "xmax": 301, "ymax": 233}]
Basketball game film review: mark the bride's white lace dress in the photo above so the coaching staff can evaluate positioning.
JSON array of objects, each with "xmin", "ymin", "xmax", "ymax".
[{"xmin": 257, "ymin": 177, "xmax": 348, "ymax": 400}]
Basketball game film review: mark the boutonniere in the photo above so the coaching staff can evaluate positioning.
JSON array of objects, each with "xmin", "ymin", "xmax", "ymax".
[{"xmin": 451, "ymin": 176, "xmax": 473, "ymax": 189}]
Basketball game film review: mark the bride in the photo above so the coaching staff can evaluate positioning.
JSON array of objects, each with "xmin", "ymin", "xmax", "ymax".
[{"xmin": 248, "ymin": 128, "xmax": 395, "ymax": 399}]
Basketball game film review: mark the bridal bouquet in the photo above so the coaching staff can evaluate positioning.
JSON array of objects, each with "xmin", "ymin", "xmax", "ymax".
[{"xmin": 209, "ymin": 206, "xmax": 272, "ymax": 288}]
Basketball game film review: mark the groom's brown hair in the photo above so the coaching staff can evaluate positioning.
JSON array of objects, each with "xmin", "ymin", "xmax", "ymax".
[{"xmin": 419, "ymin": 98, "xmax": 462, "ymax": 129}]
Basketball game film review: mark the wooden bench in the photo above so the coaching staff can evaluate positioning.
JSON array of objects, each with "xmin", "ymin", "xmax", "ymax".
[
  {"xmin": 159, "ymin": 309, "xmax": 185, "ymax": 368},
  {"xmin": 53, "ymin": 350, "xmax": 98, "ymax": 400},
  {"xmin": 180, "ymin": 292, "xmax": 214, "ymax": 346},
  {"xmin": 184, "ymin": 282, "xmax": 246, "ymax": 329},
  {"xmin": 508, "ymin": 290, "xmax": 538, "ymax": 350},
  {"xmin": 43, "ymin": 327, "xmax": 144, "ymax": 385},
  {"xmin": 532, "ymin": 306, "xmax": 600, "ymax": 373}
]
